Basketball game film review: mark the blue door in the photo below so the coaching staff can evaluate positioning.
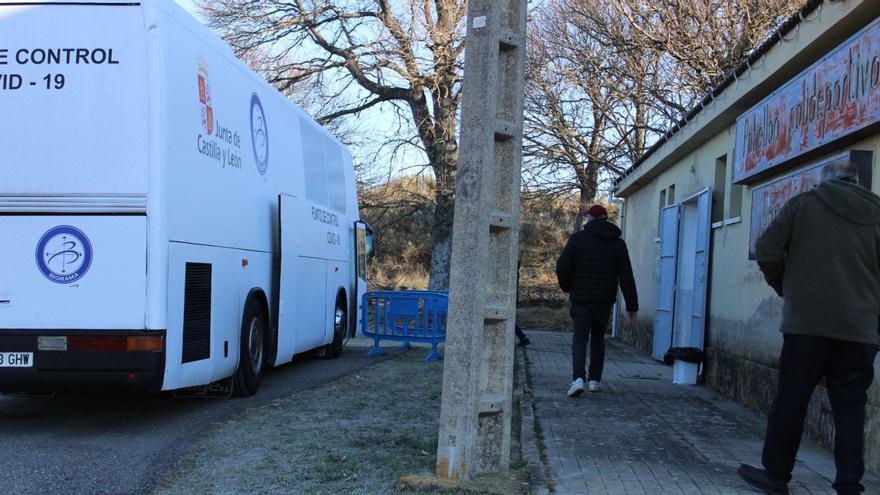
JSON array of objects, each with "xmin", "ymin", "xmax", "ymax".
[
  {"xmin": 687, "ymin": 188, "xmax": 712, "ymax": 350},
  {"xmin": 652, "ymin": 204, "xmax": 679, "ymax": 360}
]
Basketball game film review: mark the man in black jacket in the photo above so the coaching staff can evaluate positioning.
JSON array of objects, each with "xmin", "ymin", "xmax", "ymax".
[{"xmin": 556, "ymin": 204, "xmax": 639, "ymax": 397}]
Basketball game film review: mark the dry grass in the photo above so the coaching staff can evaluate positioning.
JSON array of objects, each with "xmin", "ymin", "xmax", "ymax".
[
  {"xmin": 153, "ymin": 349, "xmax": 514, "ymax": 495},
  {"xmin": 516, "ymin": 304, "xmax": 571, "ymax": 332},
  {"xmin": 369, "ymin": 257, "xmax": 429, "ymax": 291},
  {"xmin": 360, "ymin": 177, "xmax": 589, "ymax": 298}
]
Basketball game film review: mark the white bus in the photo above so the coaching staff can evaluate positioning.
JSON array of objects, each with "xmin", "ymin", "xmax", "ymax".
[{"xmin": 0, "ymin": 0, "xmax": 374, "ymax": 396}]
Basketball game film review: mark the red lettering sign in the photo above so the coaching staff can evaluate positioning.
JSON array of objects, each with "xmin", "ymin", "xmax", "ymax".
[
  {"xmin": 735, "ymin": 17, "xmax": 880, "ymax": 183},
  {"xmin": 748, "ymin": 151, "xmax": 871, "ymax": 259}
]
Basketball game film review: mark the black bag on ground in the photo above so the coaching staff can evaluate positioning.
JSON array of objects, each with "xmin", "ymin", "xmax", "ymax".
[{"xmin": 663, "ymin": 347, "xmax": 704, "ymax": 366}]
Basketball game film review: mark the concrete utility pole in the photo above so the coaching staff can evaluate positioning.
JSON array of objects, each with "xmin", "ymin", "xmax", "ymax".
[{"xmin": 436, "ymin": 0, "xmax": 528, "ymax": 480}]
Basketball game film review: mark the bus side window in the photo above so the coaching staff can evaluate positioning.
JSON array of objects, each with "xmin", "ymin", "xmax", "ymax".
[{"xmin": 365, "ymin": 228, "xmax": 375, "ymax": 258}]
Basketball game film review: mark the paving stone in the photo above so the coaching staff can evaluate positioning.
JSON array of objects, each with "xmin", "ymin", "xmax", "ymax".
[{"xmin": 525, "ymin": 330, "xmax": 880, "ymax": 494}]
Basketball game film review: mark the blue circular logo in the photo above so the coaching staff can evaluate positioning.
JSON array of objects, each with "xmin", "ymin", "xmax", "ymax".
[
  {"xmin": 250, "ymin": 93, "xmax": 269, "ymax": 175},
  {"xmin": 35, "ymin": 226, "xmax": 93, "ymax": 284}
]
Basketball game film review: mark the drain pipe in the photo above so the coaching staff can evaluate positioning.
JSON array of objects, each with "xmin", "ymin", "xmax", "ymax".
[{"xmin": 610, "ymin": 195, "xmax": 625, "ymax": 338}]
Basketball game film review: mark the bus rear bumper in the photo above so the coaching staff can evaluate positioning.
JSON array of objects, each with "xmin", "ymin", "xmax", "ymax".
[{"xmin": 0, "ymin": 329, "xmax": 166, "ymax": 393}]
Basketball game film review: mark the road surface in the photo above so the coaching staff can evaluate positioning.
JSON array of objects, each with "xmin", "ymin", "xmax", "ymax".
[{"xmin": 0, "ymin": 347, "xmax": 394, "ymax": 495}]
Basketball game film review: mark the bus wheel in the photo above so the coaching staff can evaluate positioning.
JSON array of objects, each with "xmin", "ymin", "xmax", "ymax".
[
  {"xmin": 233, "ymin": 298, "xmax": 265, "ymax": 397},
  {"xmin": 322, "ymin": 296, "xmax": 346, "ymax": 359}
]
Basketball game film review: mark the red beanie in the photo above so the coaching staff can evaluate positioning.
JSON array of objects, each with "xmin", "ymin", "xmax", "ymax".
[{"xmin": 587, "ymin": 204, "xmax": 608, "ymax": 218}]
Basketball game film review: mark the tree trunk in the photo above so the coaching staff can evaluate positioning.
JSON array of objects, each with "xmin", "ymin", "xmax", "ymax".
[
  {"xmin": 415, "ymin": 92, "xmax": 459, "ymax": 291},
  {"xmin": 573, "ymin": 187, "xmax": 593, "ymax": 233},
  {"xmin": 572, "ymin": 158, "xmax": 600, "ymax": 232},
  {"xmin": 428, "ymin": 188, "xmax": 454, "ymax": 290}
]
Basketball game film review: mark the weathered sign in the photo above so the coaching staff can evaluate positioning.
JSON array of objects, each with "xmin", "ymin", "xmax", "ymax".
[
  {"xmin": 748, "ymin": 150, "xmax": 872, "ymax": 259},
  {"xmin": 734, "ymin": 17, "xmax": 880, "ymax": 183}
]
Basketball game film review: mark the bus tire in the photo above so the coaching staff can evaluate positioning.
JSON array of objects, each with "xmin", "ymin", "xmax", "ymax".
[
  {"xmin": 322, "ymin": 295, "xmax": 347, "ymax": 359},
  {"xmin": 233, "ymin": 298, "xmax": 266, "ymax": 397}
]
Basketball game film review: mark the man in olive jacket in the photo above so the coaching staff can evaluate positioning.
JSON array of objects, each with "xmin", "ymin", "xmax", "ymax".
[
  {"xmin": 739, "ymin": 161, "xmax": 880, "ymax": 495},
  {"xmin": 556, "ymin": 204, "xmax": 638, "ymax": 397}
]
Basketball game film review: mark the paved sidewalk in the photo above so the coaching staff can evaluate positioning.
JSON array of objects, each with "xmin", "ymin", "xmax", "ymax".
[{"xmin": 523, "ymin": 330, "xmax": 880, "ymax": 495}]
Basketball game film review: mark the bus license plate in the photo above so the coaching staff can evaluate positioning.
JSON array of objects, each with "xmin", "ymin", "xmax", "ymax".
[{"xmin": 0, "ymin": 352, "xmax": 33, "ymax": 368}]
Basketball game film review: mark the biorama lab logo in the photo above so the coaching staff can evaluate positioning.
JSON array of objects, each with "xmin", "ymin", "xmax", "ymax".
[
  {"xmin": 250, "ymin": 92, "xmax": 269, "ymax": 175},
  {"xmin": 35, "ymin": 225, "xmax": 93, "ymax": 284}
]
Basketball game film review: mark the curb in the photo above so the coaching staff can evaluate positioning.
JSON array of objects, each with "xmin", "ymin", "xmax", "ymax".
[{"xmin": 516, "ymin": 347, "xmax": 553, "ymax": 495}]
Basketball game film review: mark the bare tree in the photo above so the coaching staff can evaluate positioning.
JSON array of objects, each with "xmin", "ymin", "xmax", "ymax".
[
  {"xmin": 200, "ymin": 0, "xmax": 467, "ymax": 290},
  {"xmin": 524, "ymin": 18, "xmax": 616, "ymax": 229},
  {"xmin": 606, "ymin": 0, "xmax": 803, "ymax": 95},
  {"xmin": 524, "ymin": 0, "xmax": 675, "ymax": 229},
  {"xmin": 524, "ymin": 0, "xmax": 803, "ymax": 230}
]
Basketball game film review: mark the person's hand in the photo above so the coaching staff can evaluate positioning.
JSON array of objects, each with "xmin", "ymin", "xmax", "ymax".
[{"xmin": 627, "ymin": 311, "xmax": 637, "ymax": 325}]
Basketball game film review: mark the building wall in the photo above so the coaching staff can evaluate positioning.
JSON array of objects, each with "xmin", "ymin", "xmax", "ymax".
[
  {"xmin": 621, "ymin": 118, "xmax": 880, "ymax": 474},
  {"xmin": 705, "ymin": 134, "xmax": 880, "ymax": 473},
  {"xmin": 616, "ymin": 1, "xmax": 880, "ymax": 471}
]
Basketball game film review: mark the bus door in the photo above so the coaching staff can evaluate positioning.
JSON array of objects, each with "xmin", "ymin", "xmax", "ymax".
[{"xmin": 276, "ymin": 193, "xmax": 327, "ymax": 362}]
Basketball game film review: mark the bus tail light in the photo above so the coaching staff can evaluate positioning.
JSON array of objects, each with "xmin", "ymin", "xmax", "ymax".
[
  {"xmin": 67, "ymin": 336, "xmax": 97, "ymax": 351},
  {"xmin": 94, "ymin": 337, "xmax": 127, "ymax": 352},
  {"xmin": 127, "ymin": 336, "xmax": 163, "ymax": 352},
  {"xmin": 59, "ymin": 336, "xmax": 163, "ymax": 352},
  {"xmin": 68, "ymin": 336, "xmax": 127, "ymax": 352}
]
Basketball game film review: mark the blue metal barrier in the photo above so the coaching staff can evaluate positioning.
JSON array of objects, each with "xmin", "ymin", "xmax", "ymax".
[{"xmin": 360, "ymin": 290, "xmax": 448, "ymax": 361}]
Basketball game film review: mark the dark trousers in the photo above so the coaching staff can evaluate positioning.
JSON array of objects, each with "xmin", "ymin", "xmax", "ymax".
[
  {"xmin": 570, "ymin": 303, "xmax": 612, "ymax": 381},
  {"xmin": 515, "ymin": 324, "xmax": 528, "ymax": 343},
  {"xmin": 762, "ymin": 334, "xmax": 878, "ymax": 493}
]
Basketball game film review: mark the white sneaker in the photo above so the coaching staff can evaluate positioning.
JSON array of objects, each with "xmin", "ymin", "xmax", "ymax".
[
  {"xmin": 588, "ymin": 380, "xmax": 602, "ymax": 392},
  {"xmin": 567, "ymin": 378, "xmax": 585, "ymax": 397}
]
